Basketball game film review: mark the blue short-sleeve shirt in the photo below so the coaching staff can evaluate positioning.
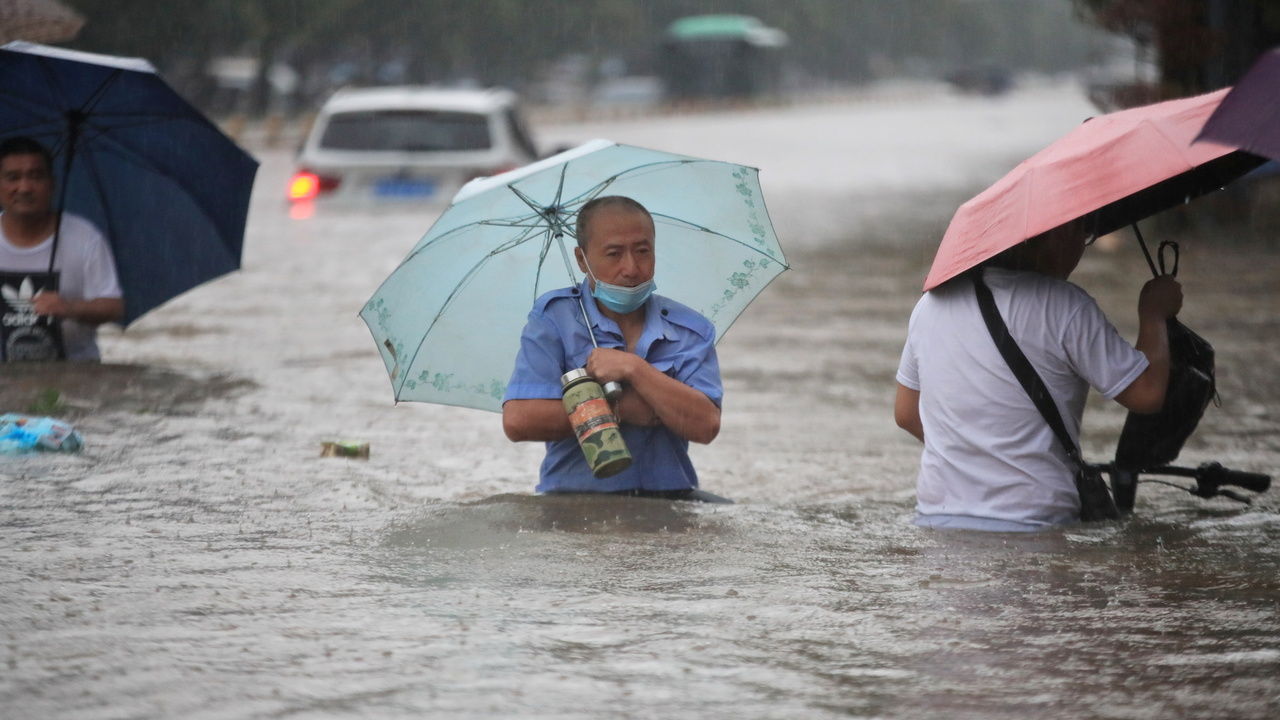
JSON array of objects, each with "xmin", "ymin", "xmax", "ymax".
[{"xmin": 503, "ymin": 281, "xmax": 723, "ymax": 493}]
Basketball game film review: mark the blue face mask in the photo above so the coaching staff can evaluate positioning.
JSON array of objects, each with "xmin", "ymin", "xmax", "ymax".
[
  {"xmin": 592, "ymin": 276, "xmax": 656, "ymax": 314},
  {"xmin": 582, "ymin": 256, "xmax": 655, "ymax": 314}
]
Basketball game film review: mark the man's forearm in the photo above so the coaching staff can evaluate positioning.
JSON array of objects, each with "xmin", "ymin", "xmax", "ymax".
[
  {"xmin": 626, "ymin": 362, "xmax": 720, "ymax": 444},
  {"xmin": 39, "ymin": 295, "xmax": 124, "ymax": 325},
  {"xmin": 1118, "ymin": 275, "xmax": 1182, "ymax": 414},
  {"xmin": 503, "ymin": 398, "xmax": 574, "ymax": 442},
  {"xmin": 1116, "ymin": 314, "xmax": 1171, "ymax": 414},
  {"xmin": 69, "ymin": 297, "xmax": 125, "ymax": 325},
  {"xmin": 612, "ymin": 389, "xmax": 660, "ymax": 427},
  {"xmin": 1134, "ymin": 314, "xmax": 1171, "ymax": 379}
]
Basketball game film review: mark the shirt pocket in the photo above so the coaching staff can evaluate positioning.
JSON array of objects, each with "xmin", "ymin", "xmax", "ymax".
[{"xmin": 646, "ymin": 354, "xmax": 679, "ymax": 378}]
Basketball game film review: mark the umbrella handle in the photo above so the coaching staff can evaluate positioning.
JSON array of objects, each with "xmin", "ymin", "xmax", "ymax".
[{"xmin": 602, "ymin": 381, "xmax": 623, "ymax": 400}]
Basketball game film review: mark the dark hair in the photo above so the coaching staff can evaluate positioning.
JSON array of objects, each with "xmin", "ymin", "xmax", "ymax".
[
  {"xmin": 0, "ymin": 136, "xmax": 54, "ymax": 174},
  {"xmin": 983, "ymin": 216, "xmax": 1092, "ymax": 275},
  {"xmin": 574, "ymin": 195, "xmax": 652, "ymax": 249},
  {"xmin": 984, "ymin": 238, "xmax": 1041, "ymax": 272}
]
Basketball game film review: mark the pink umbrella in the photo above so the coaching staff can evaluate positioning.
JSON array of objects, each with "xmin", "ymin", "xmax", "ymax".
[
  {"xmin": 1197, "ymin": 47, "xmax": 1280, "ymax": 161},
  {"xmin": 923, "ymin": 88, "xmax": 1264, "ymax": 291}
]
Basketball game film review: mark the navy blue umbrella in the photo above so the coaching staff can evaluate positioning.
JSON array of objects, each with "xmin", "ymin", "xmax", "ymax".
[{"xmin": 0, "ymin": 41, "xmax": 257, "ymax": 324}]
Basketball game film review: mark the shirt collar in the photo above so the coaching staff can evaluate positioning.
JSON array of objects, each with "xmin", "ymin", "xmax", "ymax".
[
  {"xmin": 577, "ymin": 279, "xmax": 618, "ymax": 339},
  {"xmin": 576, "ymin": 279, "xmax": 676, "ymax": 350}
]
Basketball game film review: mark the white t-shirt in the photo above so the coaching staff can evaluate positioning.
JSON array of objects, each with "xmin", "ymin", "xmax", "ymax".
[
  {"xmin": 0, "ymin": 213, "xmax": 122, "ymax": 361},
  {"xmin": 896, "ymin": 268, "xmax": 1148, "ymax": 530}
]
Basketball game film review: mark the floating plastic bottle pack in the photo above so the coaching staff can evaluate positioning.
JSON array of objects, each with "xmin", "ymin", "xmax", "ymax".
[{"xmin": 0, "ymin": 414, "xmax": 83, "ymax": 454}]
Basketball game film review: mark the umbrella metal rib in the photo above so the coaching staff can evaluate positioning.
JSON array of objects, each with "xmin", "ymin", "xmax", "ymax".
[
  {"xmin": 651, "ymin": 211, "xmax": 782, "ymax": 259},
  {"xmin": 507, "ymin": 165, "xmax": 606, "ymax": 351},
  {"xmin": 391, "ymin": 214, "xmax": 598, "ymax": 401},
  {"xmin": 41, "ymin": 122, "xmax": 243, "ymax": 272},
  {"xmin": 393, "ymin": 222, "xmax": 549, "ymax": 399}
]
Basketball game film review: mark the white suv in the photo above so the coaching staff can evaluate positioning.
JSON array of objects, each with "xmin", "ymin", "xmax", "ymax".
[{"xmin": 288, "ymin": 86, "xmax": 539, "ymax": 205}]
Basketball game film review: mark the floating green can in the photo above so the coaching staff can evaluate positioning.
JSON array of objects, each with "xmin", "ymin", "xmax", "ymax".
[{"xmin": 561, "ymin": 368, "xmax": 633, "ymax": 478}]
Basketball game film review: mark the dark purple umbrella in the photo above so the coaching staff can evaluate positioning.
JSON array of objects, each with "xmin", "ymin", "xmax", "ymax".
[{"xmin": 1197, "ymin": 47, "xmax": 1280, "ymax": 160}]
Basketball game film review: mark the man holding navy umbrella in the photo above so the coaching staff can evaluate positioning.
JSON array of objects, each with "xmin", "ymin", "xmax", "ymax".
[{"xmin": 0, "ymin": 136, "xmax": 122, "ymax": 361}]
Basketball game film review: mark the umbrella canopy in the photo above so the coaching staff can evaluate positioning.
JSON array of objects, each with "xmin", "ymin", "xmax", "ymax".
[
  {"xmin": 924, "ymin": 88, "xmax": 1264, "ymax": 291},
  {"xmin": 361, "ymin": 139, "xmax": 788, "ymax": 412},
  {"xmin": 0, "ymin": 41, "xmax": 258, "ymax": 324},
  {"xmin": 1197, "ymin": 47, "xmax": 1280, "ymax": 161},
  {"xmin": 0, "ymin": 0, "xmax": 82, "ymax": 44}
]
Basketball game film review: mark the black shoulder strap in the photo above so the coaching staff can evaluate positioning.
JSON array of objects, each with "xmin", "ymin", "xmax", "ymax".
[{"xmin": 971, "ymin": 270, "xmax": 1082, "ymax": 464}]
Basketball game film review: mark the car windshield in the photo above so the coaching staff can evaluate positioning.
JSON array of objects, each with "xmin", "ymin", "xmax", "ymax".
[{"xmin": 319, "ymin": 110, "xmax": 492, "ymax": 152}]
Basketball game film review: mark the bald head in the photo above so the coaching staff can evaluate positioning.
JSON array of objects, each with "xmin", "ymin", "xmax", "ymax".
[{"xmin": 575, "ymin": 196, "xmax": 652, "ymax": 251}]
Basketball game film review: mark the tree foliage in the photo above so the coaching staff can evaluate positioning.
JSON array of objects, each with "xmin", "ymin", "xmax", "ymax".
[
  {"xmin": 59, "ymin": 0, "xmax": 1114, "ymax": 116},
  {"xmin": 1075, "ymin": 0, "xmax": 1280, "ymax": 99}
]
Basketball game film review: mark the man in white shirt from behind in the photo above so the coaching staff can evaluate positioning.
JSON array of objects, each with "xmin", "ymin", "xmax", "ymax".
[{"xmin": 894, "ymin": 220, "xmax": 1183, "ymax": 531}]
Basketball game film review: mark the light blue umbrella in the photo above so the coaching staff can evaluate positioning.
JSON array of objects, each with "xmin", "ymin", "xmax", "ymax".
[{"xmin": 360, "ymin": 139, "xmax": 788, "ymax": 411}]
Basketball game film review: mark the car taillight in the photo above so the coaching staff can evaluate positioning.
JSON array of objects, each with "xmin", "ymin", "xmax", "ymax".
[{"xmin": 287, "ymin": 170, "xmax": 339, "ymax": 201}]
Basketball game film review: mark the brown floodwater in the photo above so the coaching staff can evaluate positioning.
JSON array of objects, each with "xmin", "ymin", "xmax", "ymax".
[{"xmin": 2, "ymin": 81, "xmax": 1278, "ymax": 719}]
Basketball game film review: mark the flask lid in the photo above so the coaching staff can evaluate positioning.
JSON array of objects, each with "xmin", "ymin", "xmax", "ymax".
[{"xmin": 560, "ymin": 368, "xmax": 591, "ymax": 387}]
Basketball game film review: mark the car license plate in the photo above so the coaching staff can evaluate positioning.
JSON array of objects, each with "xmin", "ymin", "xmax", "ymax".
[{"xmin": 374, "ymin": 177, "xmax": 436, "ymax": 199}]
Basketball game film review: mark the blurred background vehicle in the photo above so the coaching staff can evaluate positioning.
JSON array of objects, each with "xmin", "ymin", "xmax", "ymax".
[
  {"xmin": 657, "ymin": 14, "xmax": 788, "ymax": 103},
  {"xmin": 287, "ymin": 85, "xmax": 539, "ymax": 205},
  {"xmin": 943, "ymin": 64, "xmax": 1014, "ymax": 95}
]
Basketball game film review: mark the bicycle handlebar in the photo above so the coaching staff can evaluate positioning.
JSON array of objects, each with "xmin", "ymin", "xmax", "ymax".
[
  {"xmin": 1193, "ymin": 462, "xmax": 1271, "ymax": 495},
  {"xmin": 1096, "ymin": 461, "xmax": 1271, "ymax": 508}
]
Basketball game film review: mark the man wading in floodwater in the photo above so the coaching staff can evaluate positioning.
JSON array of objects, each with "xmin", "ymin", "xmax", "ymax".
[
  {"xmin": 501, "ymin": 195, "xmax": 725, "ymax": 499},
  {"xmin": 895, "ymin": 219, "xmax": 1182, "ymax": 530},
  {"xmin": 0, "ymin": 137, "xmax": 123, "ymax": 362}
]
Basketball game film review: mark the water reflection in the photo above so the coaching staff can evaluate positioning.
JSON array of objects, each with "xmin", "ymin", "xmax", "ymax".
[
  {"xmin": 894, "ymin": 517, "xmax": 1280, "ymax": 719},
  {"xmin": 401, "ymin": 493, "xmax": 716, "ymax": 539}
]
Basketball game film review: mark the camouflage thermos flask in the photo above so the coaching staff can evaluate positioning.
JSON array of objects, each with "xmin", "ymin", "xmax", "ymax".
[{"xmin": 560, "ymin": 368, "xmax": 633, "ymax": 478}]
